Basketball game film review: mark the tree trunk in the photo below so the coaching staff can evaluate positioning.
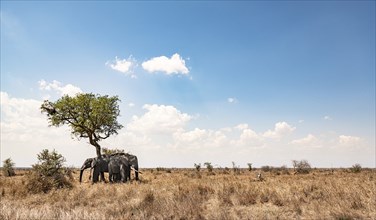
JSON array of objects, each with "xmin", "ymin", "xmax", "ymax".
[{"xmin": 89, "ymin": 136, "xmax": 102, "ymax": 158}]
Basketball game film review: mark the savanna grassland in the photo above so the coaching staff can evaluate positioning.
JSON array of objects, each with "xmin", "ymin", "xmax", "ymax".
[{"xmin": 1, "ymin": 168, "xmax": 375, "ymax": 220}]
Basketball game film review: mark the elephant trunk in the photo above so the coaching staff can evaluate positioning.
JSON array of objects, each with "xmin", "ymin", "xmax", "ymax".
[{"xmin": 79, "ymin": 169, "xmax": 84, "ymax": 183}]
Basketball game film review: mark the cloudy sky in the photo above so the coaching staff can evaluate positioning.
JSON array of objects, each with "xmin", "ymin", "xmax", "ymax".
[{"xmin": 1, "ymin": 1, "xmax": 375, "ymax": 168}]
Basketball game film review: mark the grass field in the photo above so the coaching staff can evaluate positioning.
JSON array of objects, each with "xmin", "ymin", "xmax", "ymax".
[{"xmin": 1, "ymin": 168, "xmax": 375, "ymax": 219}]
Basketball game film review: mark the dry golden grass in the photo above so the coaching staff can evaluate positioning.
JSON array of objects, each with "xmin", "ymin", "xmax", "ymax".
[{"xmin": 1, "ymin": 168, "xmax": 375, "ymax": 219}]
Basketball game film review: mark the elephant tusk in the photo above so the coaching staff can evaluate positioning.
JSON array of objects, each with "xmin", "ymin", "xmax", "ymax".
[{"xmin": 131, "ymin": 167, "xmax": 142, "ymax": 174}]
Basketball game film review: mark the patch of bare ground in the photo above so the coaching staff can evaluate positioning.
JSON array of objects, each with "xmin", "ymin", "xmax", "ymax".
[{"xmin": 1, "ymin": 168, "xmax": 375, "ymax": 219}]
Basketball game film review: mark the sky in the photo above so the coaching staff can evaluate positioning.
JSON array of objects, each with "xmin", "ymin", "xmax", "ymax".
[{"xmin": 1, "ymin": 1, "xmax": 375, "ymax": 168}]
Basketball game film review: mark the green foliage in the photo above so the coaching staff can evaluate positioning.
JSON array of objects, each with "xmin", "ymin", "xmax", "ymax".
[
  {"xmin": 26, "ymin": 149, "xmax": 72, "ymax": 193},
  {"xmin": 41, "ymin": 93, "xmax": 123, "ymax": 157},
  {"xmin": 102, "ymin": 147, "xmax": 125, "ymax": 155},
  {"xmin": 2, "ymin": 158, "xmax": 15, "ymax": 177},
  {"xmin": 350, "ymin": 164, "xmax": 362, "ymax": 173},
  {"xmin": 204, "ymin": 162, "xmax": 213, "ymax": 172},
  {"xmin": 194, "ymin": 163, "xmax": 201, "ymax": 172}
]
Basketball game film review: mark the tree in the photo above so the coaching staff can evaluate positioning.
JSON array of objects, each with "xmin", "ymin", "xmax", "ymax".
[
  {"xmin": 204, "ymin": 162, "xmax": 213, "ymax": 172},
  {"xmin": 41, "ymin": 93, "xmax": 123, "ymax": 157},
  {"xmin": 2, "ymin": 158, "xmax": 15, "ymax": 177},
  {"xmin": 102, "ymin": 147, "xmax": 125, "ymax": 155},
  {"xmin": 27, "ymin": 149, "xmax": 72, "ymax": 193}
]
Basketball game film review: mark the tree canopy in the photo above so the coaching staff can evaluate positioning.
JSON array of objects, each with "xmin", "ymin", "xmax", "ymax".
[{"xmin": 41, "ymin": 93, "xmax": 123, "ymax": 157}]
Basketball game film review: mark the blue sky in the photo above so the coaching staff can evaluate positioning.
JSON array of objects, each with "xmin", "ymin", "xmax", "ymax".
[{"xmin": 1, "ymin": 1, "xmax": 375, "ymax": 168}]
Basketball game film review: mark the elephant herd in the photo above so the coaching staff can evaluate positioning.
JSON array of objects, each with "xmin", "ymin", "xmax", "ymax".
[{"xmin": 79, "ymin": 153, "xmax": 139, "ymax": 183}]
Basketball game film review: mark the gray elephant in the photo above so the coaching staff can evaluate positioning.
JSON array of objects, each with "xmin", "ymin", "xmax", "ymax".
[
  {"xmin": 108, "ymin": 155, "xmax": 131, "ymax": 183},
  {"xmin": 79, "ymin": 155, "xmax": 110, "ymax": 183},
  {"xmin": 111, "ymin": 153, "xmax": 139, "ymax": 181}
]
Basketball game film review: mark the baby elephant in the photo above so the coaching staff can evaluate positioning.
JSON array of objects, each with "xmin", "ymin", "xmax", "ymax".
[{"xmin": 108, "ymin": 155, "xmax": 131, "ymax": 183}]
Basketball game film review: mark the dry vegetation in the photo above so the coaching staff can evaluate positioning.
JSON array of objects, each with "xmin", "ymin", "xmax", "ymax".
[{"xmin": 1, "ymin": 168, "xmax": 375, "ymax": 219}]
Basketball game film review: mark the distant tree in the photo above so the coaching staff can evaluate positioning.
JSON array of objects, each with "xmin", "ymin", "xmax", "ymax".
[
  {"xmin": 350, "ymin": 163, "xmax": 362, "ymax": 173},
  {"xmin": 2, "ymin": 158, "xmax": 15, "ymax": 177},
  {"xmin": 232, "ymin": 161, "xmax": 240, "ymax": 174},
  {"xmin": 204, "ymin": 162, "xmax": 213, "ymax": 172},
  {"xmin": 41, "ymin": 93, "xmax": 123, "ymax": 158},
  {"xmin": 102, "ymin": 147, "xmax": 125, "ymax": 155},
  {"xmin": 194, "ymin": 163, "xmax": 201, "ymax": 172},
  {"xmin": 247, "ymin": 163, "xmax": 253, "ymax": 172},
  {"xmin": 293, "ymin": 160, "xmax": 311, "ymax": 174}
]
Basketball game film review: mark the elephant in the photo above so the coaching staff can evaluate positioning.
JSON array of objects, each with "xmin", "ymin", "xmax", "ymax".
[
  {"xmin": 111, "ymin": 153, "xmax": 139, "ymax": 181},
  {"xmin": 108, "ymin": 155, "xmax": 131, "ymax": 183},
  {"xmin": 80, "ymin": 153, "xmax": 140, "ymax": 183},
  {"xmin": 79, "ymin": 156, "xmax": 110, "ymax": 183}
]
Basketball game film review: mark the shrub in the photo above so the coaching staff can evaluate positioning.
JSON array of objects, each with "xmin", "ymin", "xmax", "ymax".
[
  {"xmin": 261, "ymin": 165, "xmax": 272, "ymax": 172},
  {"xmin": 26, "ymin": 149, "xmax": 72, "ymax": 193},
  {"xmin": 194, "ymin": 163, "xmax": 201, "ymax": 172},
  {"xmin": 350, "ymin": 164, "xmax": 362, "ymax": 173},
  {"xmin": 204, "ymin": 162, "xmax": 213, "ymax": 172},
  {"xmin": 247, "ymin": 163, "xmax": 253, "ymax": 172},
  {"xmin": 232, "ymin": 161, "xmax": 241, "ymax": 174},
  {"xmin": 293, "ymin": 160, "xmax": 311, "ymax": 174},
  {"xmin": 102, "ymin": 147, "xmax": 125, "ymax": 155},
  {"xmin": 2, "ymin": 158, "xmax": 16, "ymax": 177}
]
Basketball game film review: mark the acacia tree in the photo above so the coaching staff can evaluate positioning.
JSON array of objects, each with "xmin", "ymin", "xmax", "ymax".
[{"xmin": 41, "ymin": 93, "xmax": 123, "ymax": 158}]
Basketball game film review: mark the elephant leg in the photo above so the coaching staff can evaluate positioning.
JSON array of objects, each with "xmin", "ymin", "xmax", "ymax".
[
  {"xmin": 100, "ymin": 172, "xmax": 106, "ymax": 182},
  {"xmin": 92, "ymin": 168, "xmax": 100, "ymax": 183}
]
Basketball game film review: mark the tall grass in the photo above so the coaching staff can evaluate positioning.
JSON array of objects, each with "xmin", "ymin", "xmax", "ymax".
[{"xmin": 1, "ymin": 168, "xmax": 375, "ymax": 219}]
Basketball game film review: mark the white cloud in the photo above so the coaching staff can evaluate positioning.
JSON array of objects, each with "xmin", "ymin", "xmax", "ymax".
[
  {"xmin": 235, "ymin": 123, "xmax": 249, "ymax": 130},
  {"xmin": 128, "ymin": 102, "xmax": 135, "ymax": 107},
  {"xmin": 263, "ymin": 121, "xmax": 296, "ymax": 139},
  {"xmin": 339, "ymin": 135, "xmax": 361, "ymax": 145},
  {"xmin": 127, "ymin": 104, "xmax": 192, "ymax": 134},
  {"xmin": 38, "ymin": 80, "xmax": 82, "ymax": 97},
  {"xmin": 106, "ymin": 56, "xmax": 137, "ymax": 77},
  {"xmin": 227, "ymin": 97, "xmax": 238, "ymax": 104},
  {"xmin": 0, "ymin": 92, "xmax": 89, "ymax": 167},
  {"xmin": 142, "ymin": 53, "xmax": 189, "ymax": 75},
  {"xmin": 324, "ymin": 116, "xmax": 332, "ymax": 120},
  {"xmin": 291, "ymin": 134, "xmax": 319, "ymax": 146}
]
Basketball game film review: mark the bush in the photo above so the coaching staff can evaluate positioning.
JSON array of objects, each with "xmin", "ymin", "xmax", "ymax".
[
  {"xmin": 261, "ymin": 165, "xmax": 272, "ymax": 172},
  {"xmin": 194, "ymin": 163, "xmax": 201, "ymax": 172},
  {"xmin": 204, "ymin": 162, "xmax": 213, "ymax": 173},
  {"xmin": 26, "ymin": 149, "xmax": 72, "ymax": 193},
  {"xmin": 350, "ymin": 164, "xmax": 362, "ymax": 173},
  {"xmin": 2, "ymin": 158, "xmax": 16, "ymax": 177},
  {"xmin": 102, "ymin": 147, "xmax": 125, "ymax": 155},
  {"xmin": 293, "ymin": 160, "xmax": 311, "ymax": 174}
]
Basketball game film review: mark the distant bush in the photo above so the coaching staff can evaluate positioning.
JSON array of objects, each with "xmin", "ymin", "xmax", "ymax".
[
  {"xmin": 102, "ymin": 147, "xmax": 125, "ymax": 155},
  {"xmin": 232, "ymin": 161, "xmax": 241, "ymax": 174},
  {"xmin": 194, "ymin": 163, "xmax": 201, "ymax": 172},
  {"xmin": 2, "ymin": 158, "xmax": 16, "ymax": 177},
  {"xmin": 204, "ymin": 162, "xmax": 213, "ymax": 173},
  {"xmin": 261, "ymin": 165, "xmax": 272, "ymax": 172},
  {"xmin": 26, "ymin": 149, "xmax": 72, "ymax": 193},
  {"xmin": 350, "ymin": 164, "xmax": 362, "ymax": 173},
  {"xmin": 292, "ymin": 160, "xmax": 311, "ymax": 174}
]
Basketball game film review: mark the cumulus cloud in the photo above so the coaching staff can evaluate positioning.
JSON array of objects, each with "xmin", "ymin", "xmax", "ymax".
[
  {"xmin": 291, "ymin": 134, "xmax": 319, "ymax": 147},
  {"xmin": 127, "ymin": 104, "xmax": 192, "ymax": 134},
  {"xmin": 38, "ymin": 80, "xmax": 82, "ymax": 97},
  {"xmin": 263, "ymin": 121, "xmax": 296, "ymax": 139},
  {"xmin": 339, "ymin": 135, "xmax": 361, "ymax": 145},
  {"xmin": 142, "ymin": 53, "xmax": 189, "ymax": 75},
  {"xmin": 106, "ymin": 56, "xmax": 137, "ymax": 77}
]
